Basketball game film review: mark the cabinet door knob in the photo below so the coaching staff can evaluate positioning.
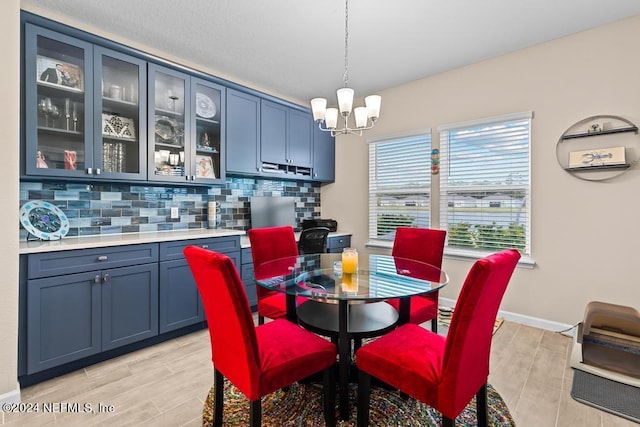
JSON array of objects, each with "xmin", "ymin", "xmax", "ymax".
[
  {"xmin": 97, "ymin": 255, "xmax": 108, "ymax": 261},
  {"xmin": 93, "ymin": 275, "xmax": 101, "ymax": 284},
  {"xmin": 102, "ymin": 273, "xmax": 110, "ymax": 283},
  {"xmin": 87, "ymin": 167, "xmax": 93, "ymax": 174},
  {"xmin": 95, "ymin": 168, "xmax": 101, "ymax": 175}
]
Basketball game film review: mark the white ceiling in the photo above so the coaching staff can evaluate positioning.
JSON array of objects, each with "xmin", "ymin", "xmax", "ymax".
[{"xmin": 21, "ymin": 0, "xmax": 640, "ymax": 106}]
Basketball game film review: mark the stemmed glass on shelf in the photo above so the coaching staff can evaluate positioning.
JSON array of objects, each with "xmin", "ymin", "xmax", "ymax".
[{"xmin": 38, "ymin": 97, "xmax": 51, "ymax": 127}]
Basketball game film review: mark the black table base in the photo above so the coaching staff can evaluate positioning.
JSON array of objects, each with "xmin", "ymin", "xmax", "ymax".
[{"xmin": 297, "ymin": 300, "xmax": 399, "ymax": 420}]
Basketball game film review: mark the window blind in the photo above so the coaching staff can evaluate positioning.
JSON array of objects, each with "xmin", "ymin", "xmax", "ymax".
[
  {"xmin": 438, "ymin": 112, "xmax": 531, "ymax": 255},
  {"xmin": 368, "ymin": 132, "xmax": 431, "ymax": 242}
]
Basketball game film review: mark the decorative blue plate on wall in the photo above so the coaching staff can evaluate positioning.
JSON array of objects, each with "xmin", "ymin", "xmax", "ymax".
[{"xmin": 20, "ymin": 200, "xmax": 70, "ymax": 240}]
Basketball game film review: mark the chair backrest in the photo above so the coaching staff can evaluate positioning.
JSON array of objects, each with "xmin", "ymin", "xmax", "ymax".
[
  {"xmin": 183, "ymin": 246, "xmax": 261, "ymax": 396},
  {"xmin": 298, "ymin": 227, "xmax": 330, "ymax": 255},
  {"xmin": 391, "ymin": 227, "xmax": 446, "ymax": 269},
  {"xmin": 439, "ymin": 249, "xmax": 521, "ymax": 417},
  {"xmin": 249, "ymin": 226, "xmax": 299, "ymax": 298}
]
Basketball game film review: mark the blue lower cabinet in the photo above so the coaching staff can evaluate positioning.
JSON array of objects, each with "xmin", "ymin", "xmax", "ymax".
[
  {"xmin": 101, "ymin": 264, "xmax": 158, "ymax": 351},
  {"xmin": 26, "ymin": 263, "xmax": 158, "ymax": 374},
  {"xmin": 27, "ymin": 272, "xmax": 101, "ymax": 374},
  {"xmin": 23, "ymin": 237, "xmax": 241, "ymax": 377},
  {"xmin": 159, "ymin": 259, "xmax": 204, "ymax": 333},
  {"xmin": 159, "ymin": 238, "xmax": 241, "ymax": 333}
]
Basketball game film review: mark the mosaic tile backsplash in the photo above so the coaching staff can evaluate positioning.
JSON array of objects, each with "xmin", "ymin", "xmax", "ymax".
[{"xmin": 19, "ymin": 177, "xmax": 321, "ymax": 240}]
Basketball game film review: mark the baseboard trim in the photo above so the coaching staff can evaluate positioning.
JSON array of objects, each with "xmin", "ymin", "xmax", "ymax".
[
  {"xmin": 439, "ymin": 297, "xmax": 576, "ymax": 336},
  {"xmin": 0, "ymin": 384, "xmax": 21, "ymax": 405}
]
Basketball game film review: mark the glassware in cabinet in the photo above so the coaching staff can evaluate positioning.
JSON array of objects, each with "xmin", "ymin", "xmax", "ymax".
[
  {"xmin": 192, "ymin": 78, "xmax": 225, "ymax": 183},
  {"xmin": 24, "ymin": 24, "xmax": 92, "ymax": 177},
  {"xmin": 148, "ymin": 64, "xmax": 190, "ymax": 182},
  {"xmin": 94, "ymin": 47, "xmax": 147, "ymax": 179}
]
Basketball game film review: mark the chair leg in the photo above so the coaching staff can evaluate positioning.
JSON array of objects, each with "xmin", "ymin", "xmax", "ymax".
[
  {"xmin": 476, "ymin": 383, "xmax": 488, "ymax": 427},
  {"xmin": 213, "ymin": 369, "xmax": 224, "ymax": 427},
  {"xmin": 258, "ymin": 315, "xmax": 265, "ymax": 325},
  {"xmin": 431, "ymin": 317, "xmax": 438, "ymax": 333},
  {"xmin": 442, "ymin": 415, "xmax": 455, "ymax": 427},
  {"xmin": 249, "ymin": 399, "xmax": 261, "ymax": 427},
  {"xmin": 356, "ymin": 371, "xmax": 371, "ymax": 427},
  {"xmin": 323, "ymin": 366, "xmax": 336, "ymax": 427}
]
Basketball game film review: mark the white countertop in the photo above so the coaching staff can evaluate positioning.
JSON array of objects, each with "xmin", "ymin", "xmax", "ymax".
[
  {"xmin": 19, "ymin": 228, "xmax": 246, "ymax": 254},
  {"xmin": 19, "ymin": 229, "xmax": 353, "ymax": 254}
]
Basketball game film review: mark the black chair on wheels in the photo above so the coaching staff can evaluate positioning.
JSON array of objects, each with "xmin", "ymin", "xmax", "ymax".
[{"xmin": 298, "ymin": 227, "xmax": 331, "ymax": 254}]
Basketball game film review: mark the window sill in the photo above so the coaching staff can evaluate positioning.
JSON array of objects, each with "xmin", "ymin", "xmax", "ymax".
[
  {"xmin": 444, "ymin": 248, "xmax": 535, "ymax": 269},
  {"xmin": 366, "ymin": 241, "xmax": 535, "ymax": 269}
]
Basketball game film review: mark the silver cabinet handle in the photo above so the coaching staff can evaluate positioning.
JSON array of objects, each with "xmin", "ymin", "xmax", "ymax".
[
  {"xmin": 87, "ymin": 167, "xmax": 93, "ymax": 174},
  {"xmin": 102, "ymin": 273, "xmax": 110, "ymax": 283},
  {"xmin": 93, "ymin": 275, "xmax": 101, "ymax": 284},
  {"xmin": 201, "ymin": 244, "xmax": 209, "ymax": 249},
  {"xmin": 95, "ymin": 168, "xmax": 101, "ymax": 175},
  {"xmin": 97, "ymin": 255, "xmax": 108, "ymax": 261}
]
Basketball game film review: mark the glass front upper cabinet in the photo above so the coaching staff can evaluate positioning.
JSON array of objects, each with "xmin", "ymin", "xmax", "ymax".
[
  {"xmin": 191, "ymin": 78, "xmax": 225, "ymax": 183},
  {"xmin": 148, "ymin": 64, "xmax": 189, "ymax": 183},
  {"xmin": 94, "ymin": 47, "xmax": 147, "ymax": 179},
  {"xmin": 24, "ymin": 24, "xmax": 147, "ymax": 180},
  {"xmin": 24, "ymin": 24, "xmax": 93, "ymax": 178},
  {"xmin": 148, "ymin": 66, "xmax": 225, "ymax": 184}
]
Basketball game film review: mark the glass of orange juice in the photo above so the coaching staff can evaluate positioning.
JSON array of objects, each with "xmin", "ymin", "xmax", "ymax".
[{"xmin": 342, "ymin": 248, "xmax": 358, "ymax": 274}]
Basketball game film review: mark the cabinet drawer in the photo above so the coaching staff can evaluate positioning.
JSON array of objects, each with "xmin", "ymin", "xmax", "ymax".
[
  {"xmin": 327, "ymin": 235, "xmax": 351, "ymax": 250},
  {"xmin": 27, "ymin": 244, "xmax": 158, "ymax": 279},
  {"xmin": 159, "ymin": 236, "xmax": 241, "ymax": 261}
]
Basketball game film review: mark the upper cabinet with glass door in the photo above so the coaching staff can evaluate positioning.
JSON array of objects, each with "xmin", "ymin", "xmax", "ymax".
[
  {"xmin": 148, "ymin": 65, "xmax": 225, "ymax": 184},
  {"xmin": 23, "ymin": 24, "xmax": 147, "ymax": 181},
  {"xmin": 24, "ymin": 24, "xmax": 93, "ymax": 178},
  {"xmin": 148, "ymin": 64, "xmax": 189, "ymax": 183},
  {"xmin": 191, "ymin": 77, "xmax": 225, "ymax": 184},
  {"xmin": 93, "ymin": 47, "xmax": 147, "ymax": 180}
]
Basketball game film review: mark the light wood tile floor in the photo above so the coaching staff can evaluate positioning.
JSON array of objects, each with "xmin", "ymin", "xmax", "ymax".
[{"xmin": 2, "ymin": 320, "xmax": 637, "ymax": 426}]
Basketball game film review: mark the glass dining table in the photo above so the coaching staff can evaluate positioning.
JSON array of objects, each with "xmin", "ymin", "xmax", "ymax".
[{"xmin": 254, "ymin": 252, "xmax": 449, "ymax": 420}]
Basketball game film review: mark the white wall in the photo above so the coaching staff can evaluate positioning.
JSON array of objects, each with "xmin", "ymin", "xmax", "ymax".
[
  {"xmin": 322, "ymin": 15, "xmax": 640, "ymax": 326},
  {"xmin": 0, "ymin": 0, "xmax": 21, "ymax": 404}
]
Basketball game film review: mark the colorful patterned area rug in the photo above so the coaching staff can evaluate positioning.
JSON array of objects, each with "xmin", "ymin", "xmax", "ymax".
[{"xmin": 202, "ymin": 380, "xmax": 515, "ymax": 426}]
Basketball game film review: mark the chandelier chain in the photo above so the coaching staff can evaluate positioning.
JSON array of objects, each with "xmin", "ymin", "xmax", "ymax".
[{"xmin": 343, "ymin": 0, "xmax": 349, "ymax": 87}]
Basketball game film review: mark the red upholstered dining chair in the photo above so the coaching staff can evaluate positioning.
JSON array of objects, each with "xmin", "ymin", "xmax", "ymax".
[
  {"xmin": 248, "ymin": 226, "xmax": 299, "ymax": 325},
  {"xmin": 356, "ymin": 249, "xmax": 521, "ymax": 427},
  {"xmin": 386, "ymin": 227, "xmax": 446, "ymax": 332},
  {"xmin": 183, "ymin": 246, "xmax": 337, "ymax": 427}
]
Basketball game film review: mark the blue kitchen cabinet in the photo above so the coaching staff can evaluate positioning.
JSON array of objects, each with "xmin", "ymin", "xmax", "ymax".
[
  {"xmin": 226, "ymin": 89, "xmax": 261, "ymax": 176},
  {"xmin": 148, "ymin": 65, "xmax": 226, "ymax": 184},
  {"xmin": 159, "ymin": 237, "xmax": 241, "ymax": 333},
  {"xmin": 24, "ymin": 23, "xmax": 148, "ymax": 181},
  {"xmin": 25, "ymin": 244, "xmax": 159, "ymax": 374},
  {"xmin": 261, "ymin": 99, "xmax": 313, "ymax": 169},
  {"xmin": 312, "ymin": 124, "xmax": 336, "ymax": 182},
  {"xmin": 241, "ymin": 247, "xmax": 258, "ymax": 308}
]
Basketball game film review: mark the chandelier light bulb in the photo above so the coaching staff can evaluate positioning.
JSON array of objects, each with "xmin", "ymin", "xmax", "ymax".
[
  {"xmin": 336, "ymin": 87, "xmax": 354, "ymax": 116},
  {"xmin": 365, "ymin": 95, "xmax": 381, "ymax": 120},
  {"xmin": 325, "ymin": 108, "xmax": 339, "ymax": 129},
  {"xmin": 354, "ymin": 107, "xmax": 368, "ymax": 128},
  {"xmin": 310, "ymin": 98, "xmax": 327, "ymax": 121}
]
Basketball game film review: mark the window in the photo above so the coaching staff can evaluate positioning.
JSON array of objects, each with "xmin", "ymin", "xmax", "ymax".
[
  {"xmin": 438, "ymin": 112, "xmax": 531, "ymax": 256},
  {"xmin": 368, "ymin": 131, "xmax": 431, "ymax": 242}
]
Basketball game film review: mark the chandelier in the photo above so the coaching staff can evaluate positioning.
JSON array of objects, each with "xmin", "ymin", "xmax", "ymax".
[{"xmin": 310, "ymin": 0, "xmax": 381, "ymax": 136}]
